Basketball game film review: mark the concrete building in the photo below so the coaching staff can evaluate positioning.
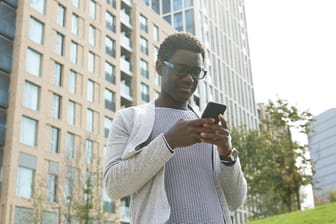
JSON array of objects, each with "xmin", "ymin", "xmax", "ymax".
[
  {"xmin": 308, "ymin": 108, "xmax": 336, "ymax": 204},
  {"xmin": 0, "ymin": 0, "xmax": 176, "ymax": 223}
]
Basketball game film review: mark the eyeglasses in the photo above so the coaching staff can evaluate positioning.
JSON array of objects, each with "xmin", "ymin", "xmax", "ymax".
[{"xmin": 162, "ymin": 61, "xmax": 207, "ymax": 80}]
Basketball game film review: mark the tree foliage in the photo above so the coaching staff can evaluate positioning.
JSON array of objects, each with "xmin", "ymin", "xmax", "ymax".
[{"xmin": 232, "ymin": 99, "xmax": 314, "ymax": 219}]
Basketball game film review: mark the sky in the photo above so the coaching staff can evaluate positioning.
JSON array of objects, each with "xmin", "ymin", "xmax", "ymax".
[{"xmin": 244, "ymin": 0, "xmax": 336, "ymax": 117}]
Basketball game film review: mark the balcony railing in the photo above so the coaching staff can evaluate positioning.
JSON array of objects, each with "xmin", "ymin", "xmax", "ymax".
[
  {"xmin": 120, "ymin": 33, "xmax": 132, "ymax": 52},
  {"xmin": 120, "ymin": 10, "xmax": 132, "ymax": 28},
  {"xmin": 120, "ymin": 82, "xmax": 132, "ymax": 101},
  {"xmin": 120, "ymin": 57, "xmax": 132, "ymax": 76}
]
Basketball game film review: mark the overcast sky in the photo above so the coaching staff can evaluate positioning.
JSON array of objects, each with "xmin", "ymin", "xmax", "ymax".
[{"xmin": 244, "ymin": 0, "xmax": 336, "ymax": 117}]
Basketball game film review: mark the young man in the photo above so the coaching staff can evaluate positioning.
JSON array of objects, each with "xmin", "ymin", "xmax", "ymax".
[{"xmin": 104, "ymin": 32, "xmax": 247, "ymax": 224}]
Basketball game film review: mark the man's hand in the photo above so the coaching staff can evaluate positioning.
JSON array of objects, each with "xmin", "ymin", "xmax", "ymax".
[
  {"xmin": 199, "ymin": 114, "xmax": 232, "ymax": 157},
  {"xmin": 164, "ymin": 118, "xmax": 215, "ymax": 149}
]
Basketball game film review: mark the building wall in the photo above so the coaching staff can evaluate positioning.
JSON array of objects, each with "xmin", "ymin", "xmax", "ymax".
[
  {"xmin": 0, "ymin": 0, "xmax": 176, "ymax": 223},
  {"xmin": 308, "ymin": 108, "xmax": 336, "ymax": 203}
]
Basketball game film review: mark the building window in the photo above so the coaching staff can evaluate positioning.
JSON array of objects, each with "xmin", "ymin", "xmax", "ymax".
[
  {"xmin": 87, "ymin": 80, "xmax": 94, "ymax": 102},
  {"xmin": 54, "ymin": 62, "xmax": 63, "ymax": 87},
  {"xmin": 26, "ymin": 48, "xmax": 42, "ymax": 77},
  {"xmin": 104, "ymin": 88, "xmax": 115, "ymax": 111},
  {"xmin": 67, "ymin": 100, "xmax": 75, "ymax": 125},
  {"xmin": 70, "ymin": 41, "xmax": 78, "ymax": 64},
  {"xmin": 140, "ymin": 59, "xmax": 149, "ymax": 78},
  {"xmin": 29, "ymin": 17, "xmax": 44, "ymax": 44},
  {"xmin": 23, "ymin": 81, "xmax": 40, "ymax": 111},
  {"xmin": 68, "ymin": 70, "xmax": 77, "ymax": 94},
  {"xmin": 106, "ymin": 0, "xmax": 116, "ymax": 8},
  {"xmin": 153, "ymin": 46, "xmax": 158, "ymax": 63},
  {"xmin": 162, "ymin": 0, "xmax": 171, "ymax": 14},
  {"xmin": 64, "ymin": 166, "xmax": 75, "ymax": 205},
  {"xmin": 52, "ymin": 93, "xmax": 61, "ymax": 119},
  {"xmin": 41, "ymin": 211, "xmax": 58, "ymax": 224},
  {"xmin": 104, "ymin": 116, "xmax": 112, "ymax": 138},
  {"xmin": 47, "ymin": 161, "xmax": 59, "ymax": 203},
  {"xmin": 15, "ymin": 207, "xmax": 33, "ymax": 224},
  {"xmin": 105, "ymin": 11, "xmax": 116, "ymax": 32},
  {"xmin": 140, "ymin": 36, "xmax": 148, "ymax": 55},
  {"xmin": 50, "ymin": 126, "xmax": 60, "ymax": 153},
  {"xmin": 88, "ymin": 52, "xmax": 95, "ymax": 74},
  {"xmin": 30, "ymin": 0, "xmax": 45, "ymax": 14},
  {"xmin": 140, "ymin": 14, "xmax": 148, "ymax": 32},
  {"xmin": 153, "ymin": 25, "xmax": 159, "ymax": 42},
  {"xmin": 20, "ymin": 116, "xmax": 37, "ymax": 147},
  {"xmin": 89, "ymin": 0, "xmax": 96, "ymax": 19},
  {"xmin": 141, "ymin": 83, "xmax": 150, "ymax": 102},
  {"xmin": 103, "ymin": 190, "xmax": 115, "ymax": 213},
  {"xmin": 86, "ymin": 109, "xmax": 94, "ymax": 132},
  {"xmin": 57, "ymin": 4, "xmax": 66, "ymax": 27},
  {"xmin": 71, "ymin": 14, "xmax": 79, "ymax": 35},
  {"xmin": 155, "ymin": 72, "xmax": 161, "ymax": 86},
  {"xmin": 173, "ymin": 0, "xmax": 182, "ymax": 10},
  {"xmin": 185, "ymin": 0, "xmax": 193, "ymax": 7},
  {"xmin": 174, "ymin": 12, "xmax": 183, "ymax": 31},
  {"xmin": 55, "ymin": 32, "xmax": 64, "ymax": 56},
  {"xmin": 88, "ymin": 25, "xmax": 96, "ymax": 46},
  {"xmin": 105, "ymin": 36, "xmax": 115, "ymax": 57},
  {"xmin": 151, "ymin": 0, "xmax": 160, "ymax": 13},
  {"xmin": 66, "ymin": 132, "xmax": 75, "ymax": 159},
  {"xmin": 16, "ymin": 153, "xmax": 36, "ymax": 199},
  {"xmin": 185, "ymin": 9, "xmax": 194, "ymax": 34},
  {"xmin": 72, "ymin": 0, "xmax": 80, "ymax": 8},
  {"xmin": 105, "ymin": 61, "xmax": 115, "ymax": 84},
  {"xmin": 86, "ymin": 140, "xmax": 93, "ymax": 165}
]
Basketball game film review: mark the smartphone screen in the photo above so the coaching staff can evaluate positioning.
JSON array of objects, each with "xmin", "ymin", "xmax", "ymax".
[{"xmin": 201, "ymin": 102, "xmax": 227, "ymax": 124}]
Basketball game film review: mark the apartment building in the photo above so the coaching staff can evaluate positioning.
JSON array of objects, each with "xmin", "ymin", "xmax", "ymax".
[{"xmin": 0, "ymin": 0, "xmax": 176, "ymax": 223}]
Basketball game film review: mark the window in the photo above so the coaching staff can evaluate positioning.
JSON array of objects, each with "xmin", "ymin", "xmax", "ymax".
[
  {"xmin": 105, "ymin": 11, "xmax": 115, "ymax": 32},
  {"xmin": 23, "ymin": 81, "xmax": 39, "ymax": 111},
  {"xmin": 105, "ymin": 36, "xmax": 115, "ymax": 57},
  {"xmin": 155, "ymin": 72, "xmax": 161, "ymax": 86},
  {"xmin": 151, "ymin": 0, "xmax": 160, "ymax": 13},
  {"xmin": 68, "ymin": 70, "xmax": 77, "ymax": 94},
  {"xmin": 104, "ymin": 89, "xmax": 115, "ymax": 111},
  {"xmin": 173, "ymin": 0, "xmax": 182, "ymax": 10},
  {"xmin": 140, "ymin": 59, "xmax": 149, "ymax": 78},
  {"xmin": 20, "ymin": 116, "xmax": 37, "ymax": 147},
  {"xmin": 185, "ymin": 9, "xmax": 194, "ymax": 34},
  {"xmin": 50, "ymin": 126, "xmax": 60, "ymax": 153},
  {"xmin": 104, "ymin": 116, "xmax": 112, "ymax": 138},
  {"xmin": 30, "ymin": 0, "xmax": 45, "ymax": 14},
  {"xmin": 72, "ymin": 0, "xmax": 80, "ymax": 8},
  {"xmin": 67, "ymin": 100, "xmax": 75, "ymax": 125},
  {"xmin": 70, "ymin": 42, "xmax": 78, "ymax": 64},
  {"xmin": 140, "ymin": 36, "xmax": 148, "ymax": 55},
  {"xmin": 153, "ymin": 46, "xmax": 158, "ymax": 63},
  {"xmin": 87, "ymin": 80, "xmax": 94, "ymax": 102},
  {"xmin": 153, "ymin": 25, "xmax": 159, "ymax": 42},
  {"xmin": 88, "ymin": 52, "xmax": 95, "ymax": 74},
  {"xmin": 26, "ymin": 48, "xmax": 42, "ymax": 77},
  {"xmin": 105, "ymin": 61, "xmax": 115, "ymax": 84},
  {"xmin": 47, "ymin": 161, "xmax": 59, "ymax": 203},
  {"xmin": 54, "ymin": 62, "xmax": 63, "ymax": 87},
  {"xmin": 184, "ymin": 0, "xmax": 193, "ymax": 7},
  {"xmin": 15, "ymin": 207, "xmax": 33, "ymax": 224},
  {"xmin": 85, "ymin": 140, "xmax": 93, "ymax": 165},
  {"xmin": 106, "ymin": 0, "xmax": 116, "ymax": 8},
  {"xmin": 55, "ymin": 32, "xmax": 64, "ymax": 56},
  {"xmin": 103, "ymin": 190, "xmax": 115, "ymax": 213},
  {"xmin": 57, "ymin": 4, "xmax": 66, "ymax": 27},
  {"xmin": 89, "ymin": 0, "xmax": 96, "ymax": 19},
  {"xmin": 86, "ymin": 109, "xmax": 94, "ymax": 132},
  {"xmin": 41, "ymin": 211, "xmax": 58, "ymax": 224},
  {"xmin": 52, "ymin": 94, "xmax": 61, "ymax": 119},
  {"xmin": 141, "ymin": 83, "xmax": 149, "ymax": 102},
  {"xmin": 162, "ymin": 0, "xmax": 171, "ymax": 14},
  {"xmin": 64, "ymin": 166, "xmax": 75, "ymax": 205},
  {"xmin": 140, "ymin": 14, "xmax": 148, "ymax": 32},
  {"xmin": 66, "ymin": 132, "xmax": 75, "ymax": 159},
  {"xmin": 174, "ymin": 12, "xmax": 183, "ymax": 31},
  {"xmin": 16, "ymin": 153, "xmax": 36, "ymax": 199},
  {"xmin": 71, "ymin": 14, "xmax": 79, "ymax": 35},
  {"xmin": 88, "ymin": 25, "xmax": 95, "ymax": 46},
  {"xmin": 29, "ymin": 17, "xmax": 44, "ymax": 44}
]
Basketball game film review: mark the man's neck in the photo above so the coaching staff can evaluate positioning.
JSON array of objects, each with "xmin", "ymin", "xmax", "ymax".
[{"xmin": 155, "ymin": 97, "xmax": 188, "ymax": 110}]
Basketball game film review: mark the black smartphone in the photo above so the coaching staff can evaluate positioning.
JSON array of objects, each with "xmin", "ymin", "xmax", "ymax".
[{"xmin": 201, "ymin": 102, "xmax": 227, "ymax": 124}]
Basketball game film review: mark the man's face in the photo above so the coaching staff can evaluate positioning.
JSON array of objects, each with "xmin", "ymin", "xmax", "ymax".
[{"xmin": 159, "ymin": 49, "xmax": 203, "ymax": 104}]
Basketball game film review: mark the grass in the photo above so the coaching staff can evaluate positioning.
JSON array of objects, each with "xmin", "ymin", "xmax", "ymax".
[{"xmin": 247, "ymin": 202, "xmax": 336, "ymax": 224}]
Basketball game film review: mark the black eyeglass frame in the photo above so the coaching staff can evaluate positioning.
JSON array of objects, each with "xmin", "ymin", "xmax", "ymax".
[{"xmin": 162, "ymin": 60, "xmax": 207, "ymax": 80}]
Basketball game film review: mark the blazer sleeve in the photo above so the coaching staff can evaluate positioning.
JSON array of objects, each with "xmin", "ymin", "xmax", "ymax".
[{"xmin": 103, "ymin": 109, "xmax": 174, "ymax": 200}]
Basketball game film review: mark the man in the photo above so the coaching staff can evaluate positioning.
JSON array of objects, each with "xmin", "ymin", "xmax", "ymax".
[{"xmin": 104, "ymin": 32, "xmax": 247, "ymax": 224}]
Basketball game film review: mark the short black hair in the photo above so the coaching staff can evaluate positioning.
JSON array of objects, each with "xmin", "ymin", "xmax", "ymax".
[{"xmin": 157, "ymin": 32, "xmax": 205, "ymax": 62}]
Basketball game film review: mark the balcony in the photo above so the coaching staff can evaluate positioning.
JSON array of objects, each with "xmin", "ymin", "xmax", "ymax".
[
  {"xmin": 120, "ymin": 10, "xmax": 132, "ymax": 29},
  {"xmin": 120, "ymin": 81, "xmax": 133, "ymax": 102},
  {"xmin": 0, "ymin": 2, "xmax": 16, "ymax": 39},
  {"xmin": 120, "ymin": 33, "xmax": 132, "ymax": 52},
  {"xmin": 120, "ymin": 56, "xmax": 132, "ymax": 77}
]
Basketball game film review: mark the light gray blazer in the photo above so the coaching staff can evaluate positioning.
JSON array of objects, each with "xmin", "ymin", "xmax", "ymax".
[{"xmin": 104, "ymin": 101, "xmax": 247, "ymax": 224}]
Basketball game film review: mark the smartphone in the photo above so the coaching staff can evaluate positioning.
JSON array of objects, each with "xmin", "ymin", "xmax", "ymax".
[{"xmin": 201, "ymin": 102, "xmax": 227, "ymax": 124}]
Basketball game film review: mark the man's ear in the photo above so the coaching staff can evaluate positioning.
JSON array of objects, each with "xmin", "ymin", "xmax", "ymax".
[{"xmin": 155, "ymin": 60, "xmax": 163, "ymax": 76}]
